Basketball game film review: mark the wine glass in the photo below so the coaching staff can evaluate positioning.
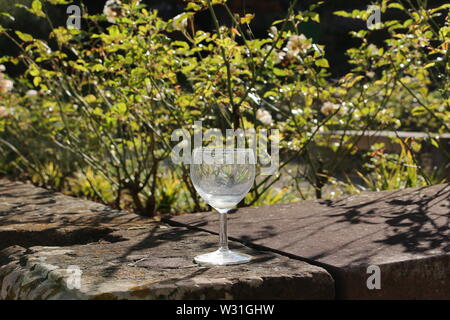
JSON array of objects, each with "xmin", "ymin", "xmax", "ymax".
[{"xmin": 190, "ymin": 147, "xmax": 256, "ymax": 265}]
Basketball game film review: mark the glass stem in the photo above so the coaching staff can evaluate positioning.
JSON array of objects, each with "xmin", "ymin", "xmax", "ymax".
[{"xmin": 218, "ymin": 210, "xmax": 229, "ymax": 251}]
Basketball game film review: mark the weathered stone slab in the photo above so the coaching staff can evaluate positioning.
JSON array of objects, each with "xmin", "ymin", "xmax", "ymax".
[
  {"xmin": 168, "ymin": 184, "xmax": 450, "ymax": 299},
  {"xmin": 0, "ymin": 179, "xmax": 149, "ymax": 228},
  {"xmin": 0, "ymin": 179, "xmax": 334, "ymax": 300},
  {"xmin": 0, "ymin": 226, "xmax": 334, "ymax": 300},
  {"xmin": 0, "ymin": 179, "xmax": 150, "ymax": 250}
]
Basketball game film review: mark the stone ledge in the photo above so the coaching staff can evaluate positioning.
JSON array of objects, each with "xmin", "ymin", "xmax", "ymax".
[
  {"xmin": 0, "ymin": 179, "xmax": 334, "ymax": 299},
  {"xmin": 0, "ymin": 227, "xmax": 334, "ymax": 300},
  {"xmin": 0, "ymin": 179, "xmax": 148, "ymax": 232},
  {"xmin": 0, "ymin": 179, "xmax": 150, "ymax": 251},
  {"xmin": 169, "ymin": 184, "xmax": 450, "ymax": 299},
  {"xmin": 3, "ymin": 178, "xmax": 448, "ymax": 299}
]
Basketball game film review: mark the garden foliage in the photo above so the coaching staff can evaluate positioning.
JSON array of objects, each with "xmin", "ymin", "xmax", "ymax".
[{"xmin": 0, "ymin": 0, "xmax": 448, "ymax": 216}]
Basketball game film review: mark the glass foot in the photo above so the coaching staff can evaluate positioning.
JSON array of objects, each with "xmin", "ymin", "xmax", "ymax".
[{"xmin": 194, "ymin": 248, "xmax": 252, "ymax": 266}]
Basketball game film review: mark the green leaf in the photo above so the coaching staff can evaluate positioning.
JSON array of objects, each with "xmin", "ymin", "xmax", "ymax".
[
  {"xmin": 430, "ymin": 4, "xmax": 450, "ymax": 14},
  {"xmin": 273, "ymin": 68, "xmax": 289, "ymax": 76},
  {"xmin": 0, "ymin": 12, "xmax": 15, "ymax": 21},
  {"xmin": 388, "ymin": 3, "xmax": 404, "ymax": 10},
  {"xmin": 92, "ymin": 107, "xmax": 103, "ymax": 116},
  {"xmin": 403, "ymin": 19, "xmax": 413, "ymax": 28},
  {"xmin": 171, "ymin": 41, "xmax": 189, "ymax": 49},
  {"xmin": 84, "ymin": 94, "xmax": 97, "ymax": 103},
  {"xmin": 411, "ymin": 106, "xmax": 426, "ymax": 116},
  {"xmin": 315, "ymin": 58, "xmax": 329, "ymax": 68},
  {"xmin": 240, "ymin": 13, "xmax": 254, "ymax": 24},
  {"xmin": 15, "ymin": 4, "xmax": 29, "ymax": 10},
  {"xmin": 311, "ymin": 14, "xmax": 320, "ymax": 23},
  {"xmin": 46, "ymin": 0, "xmax": 72, "ymax": 4},
  {"xmin": 29, "ymin": 66, "xmax": 39, "ymax": 76},
  {"xmin": 33, "ymin": 76, "xmax": 42, "ymax": 86},
  {"xmin": 333, "ymin": 10, "xmax": 351, "ymax": 18},
  {"xmin": 31, "ymin": 0, "xmax": 45, "ymax": 17},
  {"xmin": 115, "ymin": 102, "xmax": 127, "ymax": 115},
  {"xmin": 186, "ymin": 2, "xmax": 202, "ymax": 11},
  {"xmin": 91, "ymin": 64, "xmax": 105, "ymax": 72},
  {"xmin": 430, "ymin": 138, "xmax": 439, "ymax": 149},
  {"xmin": 32, "ymin": 0, "xmax": 42, "ymax": 11},
  {"xmin": 15, "ymin": 31, "xmax": 33, "ymax": 42},
  {"xmin": 272, "ymin": 19, "xmax": 285, "ymax": 26}
]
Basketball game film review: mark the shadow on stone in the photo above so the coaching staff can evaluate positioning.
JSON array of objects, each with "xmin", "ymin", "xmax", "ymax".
[{"xmin": 0, "ymin": 227, "xmax": 126, "ymax": 252}]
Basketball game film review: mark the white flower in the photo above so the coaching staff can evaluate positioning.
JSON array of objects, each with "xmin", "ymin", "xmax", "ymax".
[
  {"xmin": 292, "ymin": 108, "xmax": 303, "ymax": 115},
  {"xmin": 172, "ymin": 13, "xmax": 188, "ymax": 32},
  {"xmin": 0, "ymin": 77, "xmax": 13, "ymax": 94},
  {"xmin": 26, "ymin": 89, "xmax": 38, "ymax": 97},
  {"xmin": 274, "ymin": 51, "xmax": 286, "ymax": 64},
  {"xmin": 269, "ymin": 26, "xmax": 278, "ymax": 38},
  {"xmin": 0, "ymin": 65, "xmax": 5, "ymax": 72},
  {"xmin": 153, "ymin": 91, "xmax": 166, "ymax": 101},
  {"xmin": 366, "ymin": 71, "xmax": 375, "ymax": 78},
  {"xmin": 0, "ymin": 106, "xmax": 7, "ymax": 117},
  {"xmin": 276, "ymin": 34, "xmax": 312, "ymax": 64},
  {"xmin": 103, "ymin": 0, "xmax": 123, "ymax": 23},
  {"xmin": 256, "ymin": 108, "xmax": 273, "ymax": 125},
  {"xmin": 286, "ymin": 34, "xmax": 311, "ymax": 56},
  {"xmin": 320, "ymin": 102, "xmax": 340, "ymax": 116}
]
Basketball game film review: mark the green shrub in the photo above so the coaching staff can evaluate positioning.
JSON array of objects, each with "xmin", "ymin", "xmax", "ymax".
[{"xmin": 0, "ymin": 0, "xmax": 448, "ymax": 216}]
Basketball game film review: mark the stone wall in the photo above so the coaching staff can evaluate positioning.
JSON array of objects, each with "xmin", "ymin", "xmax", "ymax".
[
  {"xmin": 0, "ymin": 179, "xmax": 449, "ymax": 299},
  {"xmin": 0, "ymin": 179, "xmax": 334, "ymax": 300}
]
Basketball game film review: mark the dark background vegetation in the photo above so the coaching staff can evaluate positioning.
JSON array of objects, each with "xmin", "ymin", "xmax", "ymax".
[{"xmin": 0, "ymin": 0, "xmax": 446, "ymax": 78}]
